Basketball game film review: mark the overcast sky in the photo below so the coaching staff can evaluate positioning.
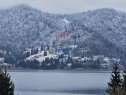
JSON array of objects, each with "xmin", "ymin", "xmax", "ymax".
[{"xmin": 0, "ymin": 0, "xmax": 126, "ymax": 14}]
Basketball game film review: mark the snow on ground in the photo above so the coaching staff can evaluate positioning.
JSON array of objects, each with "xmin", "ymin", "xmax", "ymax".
[
  {"xmin": 26, "ymin": 51, "xmax": 57, "ymax": 62},
  {"xmin": 63, "ymin": 18, "xmax": 69, "ymax": 24},
  {"xmin": 69, "ymin": 45, "xmax": 78, "ymax": 48},
  {"xmin": 37, "ymin": 54, "xmax": 57, "ymax": 62}
]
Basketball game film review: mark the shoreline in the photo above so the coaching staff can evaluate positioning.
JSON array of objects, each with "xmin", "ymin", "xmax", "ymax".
[
  {"xmin": 7, "ymin": 67, "xmax": 111, "ymax": 71},
  {"xmin": 7, "ymin": 68, "xmax": 112, "ymax": 73}
]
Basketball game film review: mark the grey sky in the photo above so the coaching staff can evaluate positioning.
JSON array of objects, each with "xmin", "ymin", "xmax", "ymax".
[{"xmin": 0, "ymin": 0, "xmax": 126, "ymax": 14}]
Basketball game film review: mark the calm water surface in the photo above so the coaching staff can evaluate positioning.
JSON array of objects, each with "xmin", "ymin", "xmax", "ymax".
[{"xmin": 9, "ymin": 70, "xmax": 111, "ymax": 95}]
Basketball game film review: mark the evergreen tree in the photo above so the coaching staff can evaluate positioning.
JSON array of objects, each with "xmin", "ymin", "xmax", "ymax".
[
  {"xmin": 31, "ymin": 49, "xmax": 34, "ymax": 55},
  {"xmin": 106, "ymin": 62, "xmax": 122, "ymax": 95},
  {"xmin": 0, "ymin": 67, "xmax": 14, "ymax": 95},
  {"xmin": 34, "ymin": 48, "xmax": 39, "ymax": 54},
  {"xmin": 41, "ymin": 61, "xmax": 45, "ymax": 69},
  {"xmin": 44, "ymin": 51, "xmax": 47, "ymax": 56},
  {"xmin": 61, "ymin": 59, "xmax": 64, "ymax": 69},
  {"xmin": 50, "ymin": 58, "xmax": 54, "ymax": 69},
  {"xmin": 96, "ymin": 58, "xmax": 100, "ymax": 68},
  {"xmin": 0, "ymin": 52, "xmax": 4, "ymax": 57},
  {"xmin": 41, "ymin": 43, "xmax": 44, "ymax": 51},
  {"xmin": 122, "ymin": 66, "xmax": 126, "ymax": 93}
]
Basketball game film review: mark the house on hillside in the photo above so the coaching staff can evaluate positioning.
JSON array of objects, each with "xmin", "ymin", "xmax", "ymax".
[{"xmin": 93, "ymin": 55, "xmax": 104, "ymax": 61}]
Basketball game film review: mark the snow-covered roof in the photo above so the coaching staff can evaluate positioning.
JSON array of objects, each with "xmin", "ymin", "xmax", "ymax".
[
  {"xmin": 104, "ymin": 57, "xmax": 110, "ymax": 62},
  {"xmin": 37, "ymin": 54, "xmax": 57, "ymax": 62}
]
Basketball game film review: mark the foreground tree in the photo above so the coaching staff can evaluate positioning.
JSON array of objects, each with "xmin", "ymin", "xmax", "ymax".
[
  {"xmin": 106, "ymin": 62, "xmax": 122, "ymax": 95},
  {"xmin": 0, "ymin": 67, "xmax": 14, "ymax": 95},
  {"xmin": 122, "ymin": 66, "xmax": 126, "ymax": 94}
]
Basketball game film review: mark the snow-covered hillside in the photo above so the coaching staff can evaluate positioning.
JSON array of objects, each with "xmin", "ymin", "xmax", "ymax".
[
  {"xmin": 65, "ymin": 8, "xmax": 126, "ymax": 48},
  {"xmin": 0, "ymin": 5, "xmax": 126, "ymax": 58},
  {"xmin": 26, "ymin": 51, "xmax": 57, "ymax": 62}
]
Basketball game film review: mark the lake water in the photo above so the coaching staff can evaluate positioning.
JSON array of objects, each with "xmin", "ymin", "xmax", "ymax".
[{"xmin": 9, "ymin": 70, "xmax": 111, "ymax": 95}]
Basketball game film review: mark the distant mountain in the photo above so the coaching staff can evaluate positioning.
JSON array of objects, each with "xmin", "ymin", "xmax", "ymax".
[
  {"xmin": 61, "ymin": 21, "xmax": 121, "ymax": 58},
  {"xmin": 65, "ymin": 8, "xmax": 126, "ymax": 48},
  {"xmin": 0, "ymin": 5, "xmax": 126, "ymax": 58},
  {"xmin": 0, "ymin": 5, "xmax": 62, "ymax": 48}
]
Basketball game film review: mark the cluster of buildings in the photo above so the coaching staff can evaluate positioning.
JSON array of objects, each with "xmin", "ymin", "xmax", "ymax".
[
  {"xmin": 1, "ymin": 44, "xmax": 124, "ymax": 70},
  {"xmin": 26, "ymin": 44, "xmax": 123, "ymax": 69}
]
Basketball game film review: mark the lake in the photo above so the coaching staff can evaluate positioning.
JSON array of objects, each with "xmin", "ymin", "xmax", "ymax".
[{"xmin": 9, "ymin": 70, "xmax": 111, "ymax": 95}]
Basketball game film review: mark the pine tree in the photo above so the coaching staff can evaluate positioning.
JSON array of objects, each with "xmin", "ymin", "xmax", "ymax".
[
  {"xmin": 0, "ymin": 67, "xmax": 14, "ymax": 95},
  {"xmin": 106, "ymin": 62, "xmax": 122, "ymax": 95},
  {"xmin": 122, "ymin": 66, "xmax": 126, "ymax": 93},
  {"xmin": 41, "ymin": 43, "xmax": 44, "ymax": 51},
  {"xmin": 44, "ymin": 51, "xmax": 47, "ymax": 56}
]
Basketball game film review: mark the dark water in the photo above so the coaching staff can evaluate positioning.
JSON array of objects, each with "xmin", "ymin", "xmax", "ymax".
[{"xmin": 9, "ymin": 70, "xmax": 111, "ymax": 95}]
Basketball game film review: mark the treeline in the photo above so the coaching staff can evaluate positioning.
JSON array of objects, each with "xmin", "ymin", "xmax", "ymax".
[
  {"xmin": 23, "ymin": 48, "xmax": 39, "ymax": 59},
  {"xmin": 23, "ymin": 45, "xmax": 46, "ymax": 59},
  {"xmin": 17, "ymin": 57, "xmax": 101, "ymax": 69},
  {"xmin": 1, "ymin": 46, "xmax": 45, "ymax": 65}
]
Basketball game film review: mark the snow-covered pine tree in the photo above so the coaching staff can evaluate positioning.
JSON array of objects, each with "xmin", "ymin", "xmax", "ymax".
[
  {"xmin": 0, "ymin": 67, "xmax": 14, "ymax": 95},
  {"xmin": 122, "ymin": 66, "xmax": 126, "ymax": 93},
  {"xmin": 106, "ymin": 62, "xmax": 122, "ymax": 95}
]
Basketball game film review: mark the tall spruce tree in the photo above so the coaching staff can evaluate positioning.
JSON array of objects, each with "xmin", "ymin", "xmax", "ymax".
[
  {"xmin": 0, "ymin": 67, "xmax": 14, "ymax": 95},
  {"xmin": 122, "ymin": 66, "xmax": 126, "ymax": 93},
  {"xmin": 106, "ymin": 62, "xmax": 122, "ymax": 95}
]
